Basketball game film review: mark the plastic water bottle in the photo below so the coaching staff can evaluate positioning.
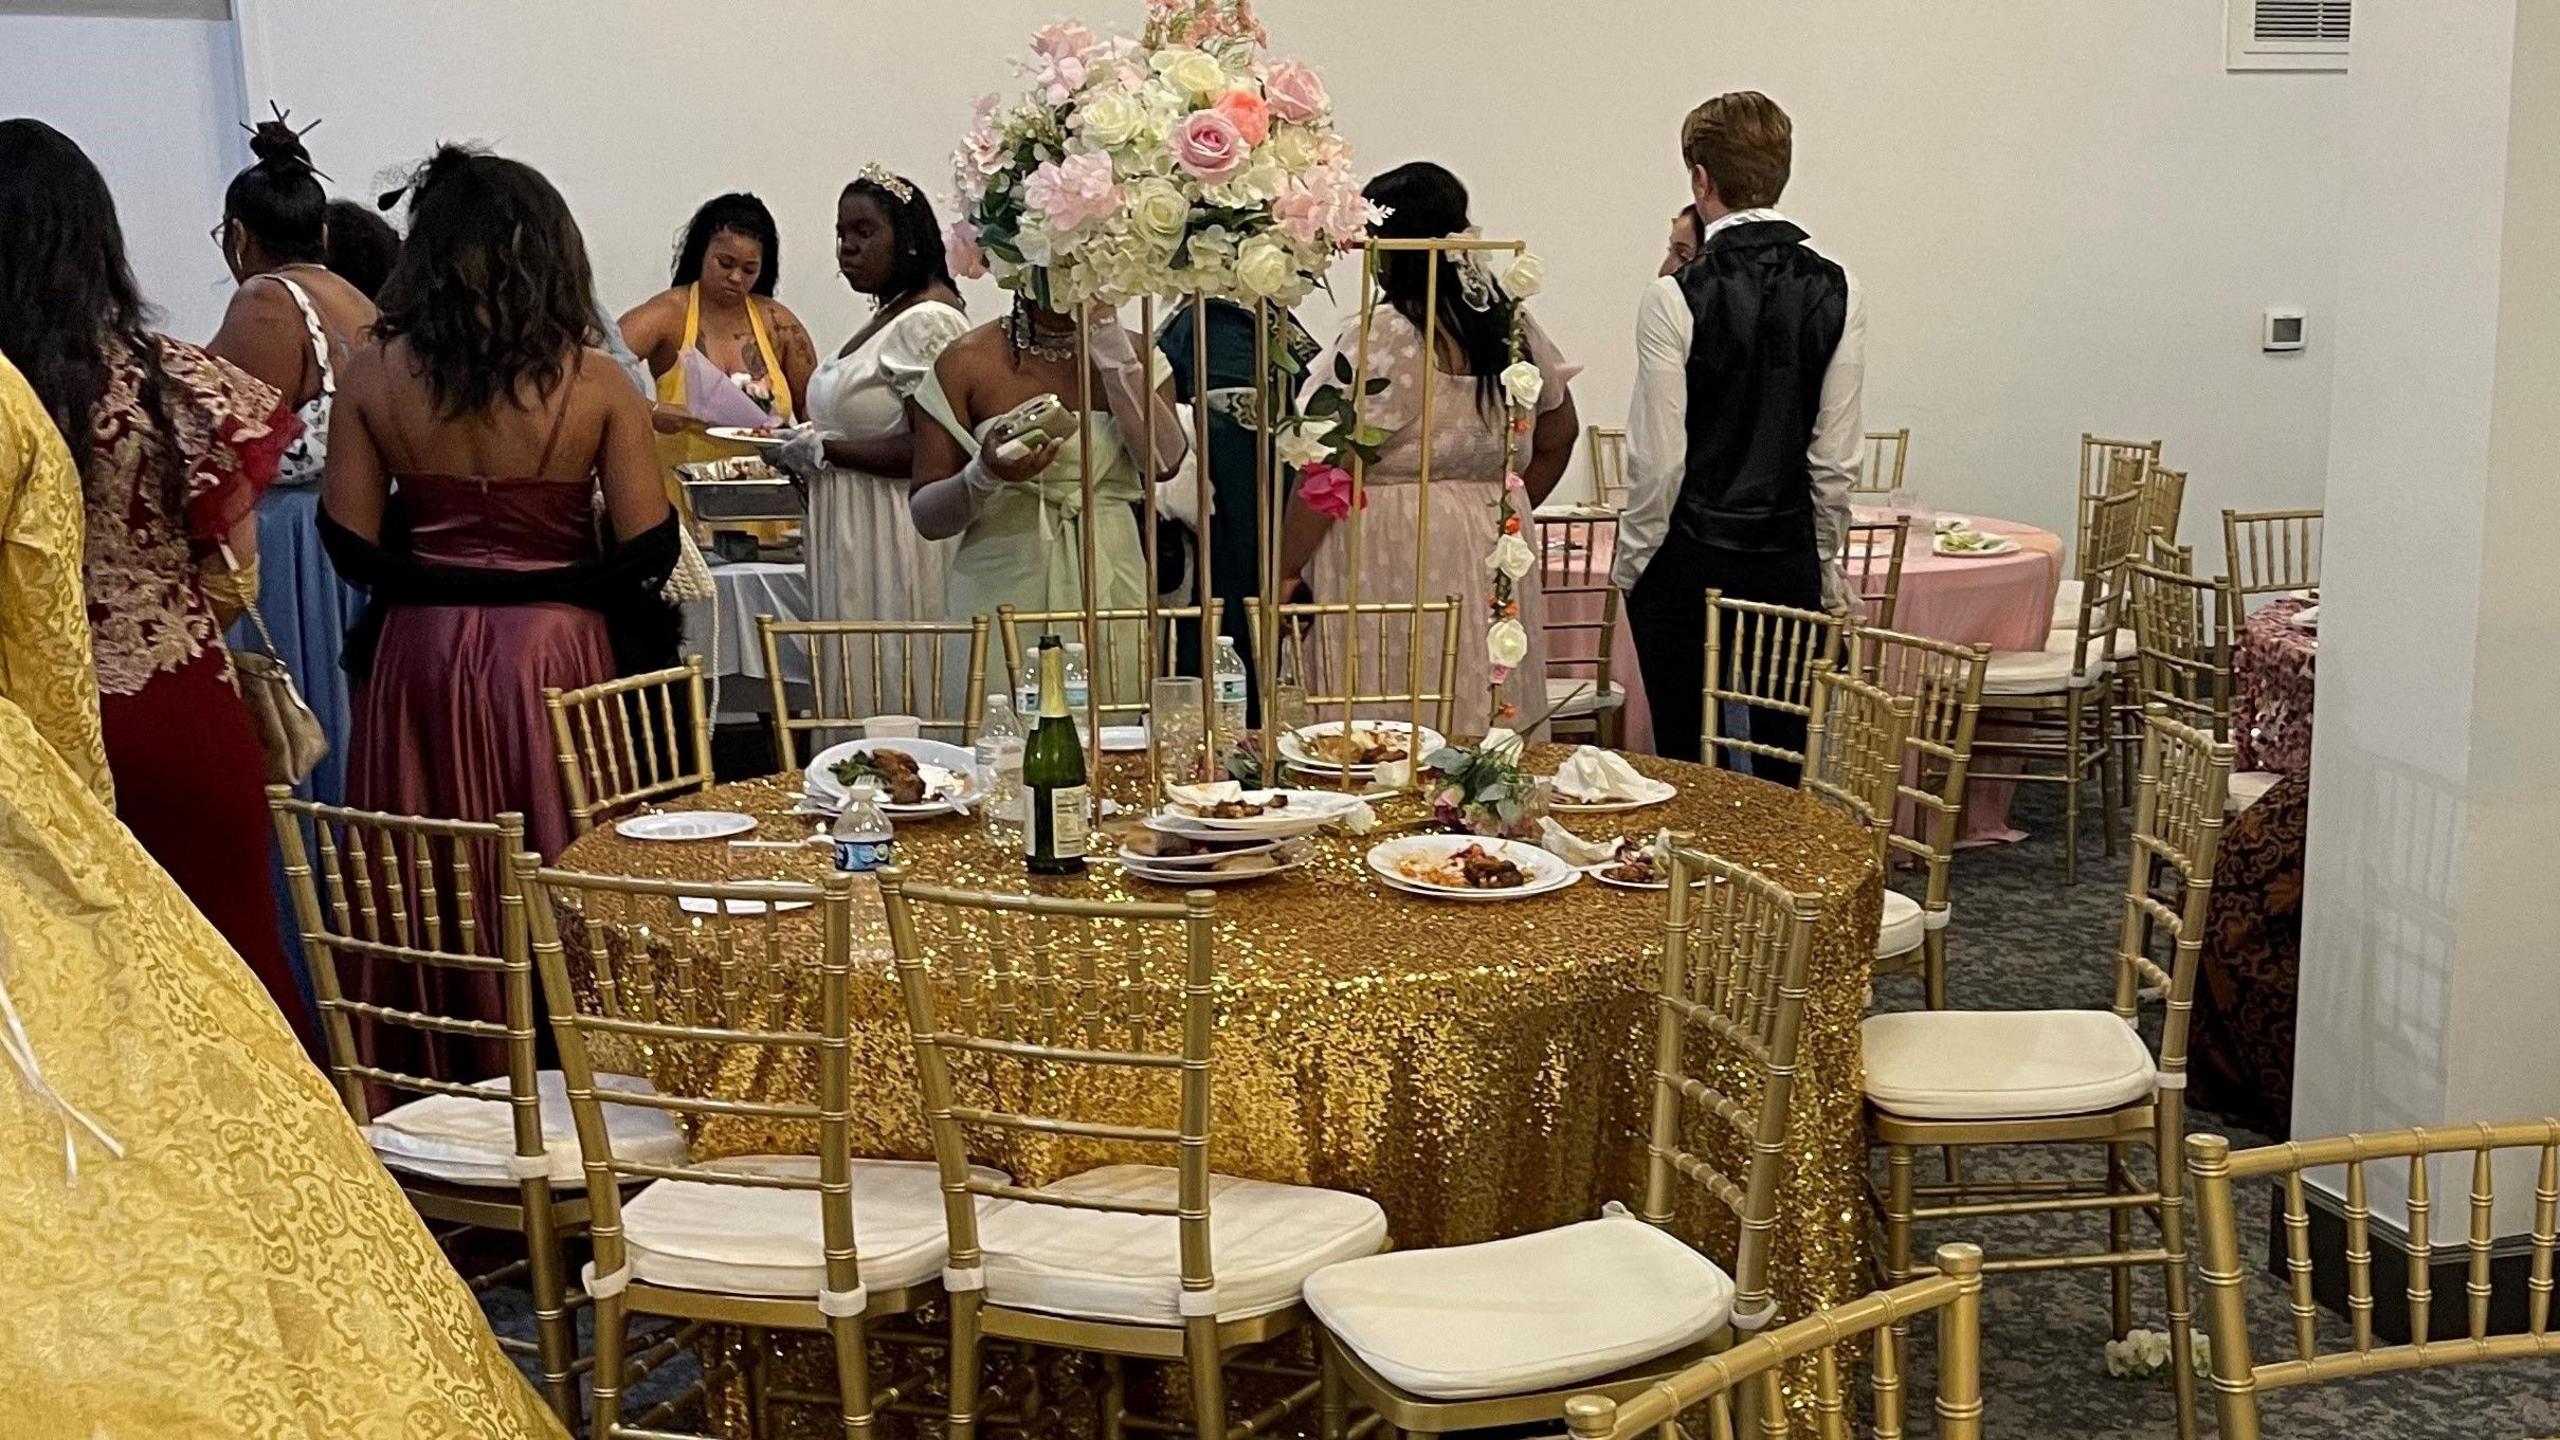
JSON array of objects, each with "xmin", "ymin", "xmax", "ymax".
[
  {"xmin": 1212, "ymin": 635, "xmax": 1250, "ymax": 748},
  {"xmin": 1062, "ymin": 642, "xmax": 1092, "ymax": 736},
  {"xmin": 976, "ymin": 695, "xmax": 1026, "ymax": 840},
  {"xmin": 831, "ymin": 782, "xmax": 894, "ymax": 873}
]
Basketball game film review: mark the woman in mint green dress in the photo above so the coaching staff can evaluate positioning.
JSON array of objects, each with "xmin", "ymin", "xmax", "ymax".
[{"xmin": 908, "ymin": 300, "xmax": 1187, "ymax": 705}]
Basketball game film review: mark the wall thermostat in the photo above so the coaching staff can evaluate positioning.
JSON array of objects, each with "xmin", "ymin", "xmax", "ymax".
[{"xmin": 2263, "ymin": 306, "xmax": 2307, "ymax": 352}]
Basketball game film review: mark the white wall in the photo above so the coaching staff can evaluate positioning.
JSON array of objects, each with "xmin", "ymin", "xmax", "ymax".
[
  {"xmin": 234, "ymin": 0, "xmax": 2343, "ymax": 526},
  {"xmin": 0, "ymin": 13, "xmax": 245, "ymax": 341}
]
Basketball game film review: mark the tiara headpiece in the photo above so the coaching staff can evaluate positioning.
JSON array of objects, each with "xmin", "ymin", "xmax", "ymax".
[{"xmin": 859, "ymin": 162, "xmax": 916, "ymax": 204}]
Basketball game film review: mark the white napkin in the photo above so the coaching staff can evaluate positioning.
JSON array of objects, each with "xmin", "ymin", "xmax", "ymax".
[
  {"xmin": 1479, "ymin": 727, "xmax": 1525, "ymax": 761},
  {"xmin": 1537, "ymin": 817, "xmax": 1617, "ymax": 867},
  {"xmin": 1551, "ymin": 746, "xmax": 1652, "ymax": 802},
  {"xmin": 1371, "ymin": 758, "xmax": 1414, "ymax": 790},
  {"xmin": 1164, "ymin": 780, "xmax": 1244, "ymax": 811},
  {"xmin": 2290, "ymin": 605, "xmax": 2320, "ymax": 630}
]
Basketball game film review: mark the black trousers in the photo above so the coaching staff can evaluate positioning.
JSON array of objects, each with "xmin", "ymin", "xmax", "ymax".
[{"xmin": 1627, "ymin": 530, "xmax": 1823, "ymax": 782}]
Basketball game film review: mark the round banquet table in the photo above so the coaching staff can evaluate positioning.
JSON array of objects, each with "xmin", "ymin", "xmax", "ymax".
[
  {"xmin": 558, "ymin": 746, "xmax": 1884, "ymax": 1331},
  {"xmin": 2234, "ymin": 597, "xmax": 2318, "ymax": 775}
]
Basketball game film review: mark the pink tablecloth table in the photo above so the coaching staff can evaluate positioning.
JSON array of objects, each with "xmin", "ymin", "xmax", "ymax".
[
  {"xmin": 1849, "ymin": 510, "xmax": 2065, "ymax": 844},
  {"xmin": 2233, "ymin": 598, "xmax": 2318, "ymax": 775}
]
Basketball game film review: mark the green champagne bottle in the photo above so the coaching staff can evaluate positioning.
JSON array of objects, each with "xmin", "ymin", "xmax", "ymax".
[{"xmin": 1021, "ymin": 637, "xmax": 1090, "ymax": 876}]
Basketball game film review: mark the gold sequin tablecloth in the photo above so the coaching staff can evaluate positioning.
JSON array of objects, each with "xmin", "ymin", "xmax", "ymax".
[{"xmin": 556, "ymin": 747, "xmax": 1883, "ymax": 1324}]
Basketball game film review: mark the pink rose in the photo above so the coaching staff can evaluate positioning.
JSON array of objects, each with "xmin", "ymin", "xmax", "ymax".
[
  {"xmin": 1172, "ymin": 109, "xmax": 1249, "ymax": 184},
  {"xmin": 944, "ymin": 218, "xmax": 988, "ymax": 280},
  {"xmin": 1263, "ymin": 60, "xmax": 1328, "ymax": 124},
  {"xmin": 1298, "ymin": 461, "xmax": 1364, "ymax": 519},
  {"xmin": 1023, "ymin": 151, "xmax": 1122, "ymax": 232},
  {"xmin": 1213, "ymin": 89, "xmax": 1272, "ymax": 147}
]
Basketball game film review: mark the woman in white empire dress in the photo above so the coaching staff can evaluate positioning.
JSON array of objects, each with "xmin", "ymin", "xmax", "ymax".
[{"xmin": 779, "ymin": 170, "xmax": 967, "ymax": 716}]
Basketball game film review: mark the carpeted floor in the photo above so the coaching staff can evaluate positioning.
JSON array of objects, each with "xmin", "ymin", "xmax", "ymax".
[{"xmin": 481, "ymin": 785, "xmax": 2560, "ymax": 1437}]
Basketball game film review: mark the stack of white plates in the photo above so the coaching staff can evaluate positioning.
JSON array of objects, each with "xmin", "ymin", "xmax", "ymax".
[
  {"xmin": 1145, "ymin": 788, "xmax": 1363, "ymax": 842},
  {"xmin": 1365, "ymin": 835, "xmax": 1581, "ymax": 902},
  {"xmin": 1278, "ymin": 721, "xmax": 1446, "ymax": 779},
  {"xmin": 802, "ymin": 738, "xmax": 985, "ymax": 820},
  {"xmin": 1119, "ymin": 836, "xmax": 1314, "ymax": 888}
]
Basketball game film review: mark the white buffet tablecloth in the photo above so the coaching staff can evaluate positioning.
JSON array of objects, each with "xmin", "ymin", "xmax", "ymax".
[{"xmin": 685, "ymin": 560, "xmax": 810, "ymax": 720}]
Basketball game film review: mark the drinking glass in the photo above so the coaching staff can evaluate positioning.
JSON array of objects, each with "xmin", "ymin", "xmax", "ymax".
[{"xmin": 1150, "ymin": 677, "xmax": 1207, "ymax": 788}]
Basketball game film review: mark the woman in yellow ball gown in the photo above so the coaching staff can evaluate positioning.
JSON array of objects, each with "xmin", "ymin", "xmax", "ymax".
[{"xmin": 0, "ymin": 354, "xmax": 562, "ymax": 1438}]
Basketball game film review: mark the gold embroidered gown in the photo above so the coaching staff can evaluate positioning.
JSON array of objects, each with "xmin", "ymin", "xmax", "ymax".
[{"xmin": 0, "ymin": 357, "xmax": 564, "ymax": 1439}]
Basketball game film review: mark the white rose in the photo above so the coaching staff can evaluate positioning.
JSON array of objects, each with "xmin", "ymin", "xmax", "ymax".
[
  {"xmin": 1126, "ymin": 178, "xmax": 1190, "ymax": 250},
  {"xmin": 1080, "ymin": 89, "xmax": 1149, "ymax": 150},
  {"xmin": 1487, "ymin": 531, "xmax": 1536, "ymax": 581},
  {"xmin": 1152, "ymin": 48, "xmax": 1228, "ymax": 101},
  {"xmin": 1234, "ymin": 235, "xmax": 1298, "ymax": 301},
  {"xmin": 1500, "ymin": 360, "xmax": 1544, "ymax": 412},
  {"xmin": 1505, "ymin": 251, "xmax": 1546, "ymax": 298},
  {"xmin": 1266, "ymin": 125, "xmax": 1322, "ymax": 173},
  {"xmin": 1487, "ymin": 617, "xmax": 1529, "ymax": 669},
  {"xmin": 1274, "ymin": 422, "xmax": 1331, "ymax": 469}
]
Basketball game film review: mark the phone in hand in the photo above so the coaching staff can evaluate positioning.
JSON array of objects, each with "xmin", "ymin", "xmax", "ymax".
[{"xmin": 989, "ymin": 393, "xmax": 1076, "ymax": 465}]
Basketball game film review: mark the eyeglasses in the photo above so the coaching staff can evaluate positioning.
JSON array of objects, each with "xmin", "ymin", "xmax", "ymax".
[{"xmin": 209, "ymin": 220, "xmax": 229, "ymax": 250}]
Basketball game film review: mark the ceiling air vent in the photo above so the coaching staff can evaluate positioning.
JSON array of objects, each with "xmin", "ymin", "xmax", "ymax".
[{"xmin": 2228, "ymin": 0, "xmax": 2350, "ymax": 72}]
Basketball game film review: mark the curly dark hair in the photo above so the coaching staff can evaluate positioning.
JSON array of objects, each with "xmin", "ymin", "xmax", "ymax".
[
  {"xmin": 1365, "ymin": 162, "xmax": 1518, "ymax": 419},
  {"xmin": 843, "ymin": 174, "xmax": 957, "ymax": 303},
  {"xmin": 224, "ymin": 111, "xmax": 329, "ymax": 265},
  {"xmin": 671, "ymin": 192, "xmax": 781, "ymax": 295},
  {"xmin": 372, "ymin": 146, "xmax": 600, "ymax": 418},
  {"xmin": 0, "ymin": 118, "xmax": 185, "ymax": 515}
]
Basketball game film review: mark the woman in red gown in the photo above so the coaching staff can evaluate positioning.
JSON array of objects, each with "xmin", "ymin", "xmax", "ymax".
[{"xmin": 0, "ymin": 119, "xmax": 317, "ymax": 1056}]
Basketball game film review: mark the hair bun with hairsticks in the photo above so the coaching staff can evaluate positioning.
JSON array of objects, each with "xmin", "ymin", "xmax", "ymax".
[{"xmin": 243, "ymin": 102, "xmax": 328, "ymax": 179}]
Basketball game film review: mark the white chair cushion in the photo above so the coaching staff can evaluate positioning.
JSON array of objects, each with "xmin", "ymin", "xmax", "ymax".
[
  {"xmin": 1302, "ymin": 1213, "xmax": 1734, "ymax": 1400},
  {"xmin": 1863, "ymin": 1010, "xmax": 2158, "ymax": 1120},
  {"xmin": 1546, "ymin": 677, "xmax": 1628, "ymax": 718},
  {"xmin": 2050, "ymin": 579, "xmax": 2085, "ymax": 623},
  {"xmin": 2048, "ymin": 626, "xmax": 2138, "ymax": 661},
  {"xmin": 977, "ymin": 1164, "xmax": 1387, "ymax": 1325},
  {"xmin": 618, "ymin": 1154, "xmax": 1005, "ymax": 1299},
  {"xmin": 1981, "ymin": 646, "xmax": 2108, "ymax": 696},
  {"xmin": 2229, "ymin": 770, "xmax": 2283, "ymax": 810},
  {"xmin": 1875, "ymin": 891, "xmax": 1927, "ymax": 959},
  {"xmin": 365, "ymin": 1070, "xmax": 689, "ymax": 1187}
]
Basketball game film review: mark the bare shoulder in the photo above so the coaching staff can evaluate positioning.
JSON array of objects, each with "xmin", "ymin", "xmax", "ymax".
[
  {"xmin": 618, "ymin": 288, "xmax": 683, "ymax": 336},
  {"xmin": 763, "ymin": 298, "xmax": 813, "ymax": 341},
  {"xmin": 577, "ymin": 347, "xmax": 649, "ymax": 412}
]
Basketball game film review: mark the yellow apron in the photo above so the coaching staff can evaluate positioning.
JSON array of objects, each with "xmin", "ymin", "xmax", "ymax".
[{"xmin": 654, "ymin": 284, "xmax": 796, "ymax": 532}]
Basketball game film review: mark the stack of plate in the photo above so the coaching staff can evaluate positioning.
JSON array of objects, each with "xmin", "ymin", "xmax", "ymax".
[
  {"xmin": 1119, "ymin": 835, "xmax": 1314, "ymax": 887},
  {"xmin": 1118, "ymin": 788, "xmax": 1361, "ymax": 887},
  {"xmin": 802, "ymin": 738, "xmax": 985, "ymax": 820},
  {"xmin": 1365, "ymin": 835, "xmax": 1582, "ymax": 902},
  {"xmin": 1278, "ymin": 721, "xmax": 1446, "ymax": 781}
]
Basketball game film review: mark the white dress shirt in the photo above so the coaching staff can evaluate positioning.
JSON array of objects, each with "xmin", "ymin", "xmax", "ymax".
[{"xmin": 1614, "ymin": 208, "xmax": 1867, "ymax": 602}]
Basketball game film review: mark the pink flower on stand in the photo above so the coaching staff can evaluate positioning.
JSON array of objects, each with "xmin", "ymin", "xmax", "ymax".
[
  {"xmin": 944, "ymin": 218, "xmax": 989, "ymax": 280},
  {"xmin": 1298, "ymin": 461, "xmax": 1363, "ymax": 519},
  {"xmin": 1172, "ymin": 109, "xmax": 1250, "ymax": 183},
  {"xmin": 1488, "ymin": 664, "xmax": 1514, "ymax": 686},
  {"xmin": 1504, "ymin": 471, "xmax": 1529, "ymax": 498},
  {"xmin": 1024, "ymin": 152, "xmax": 1123, "ymax": 232},
  {"xmin": 1264, "ymin": 60, "xmax": 1329, "ymax": 123},
  {"xmin": 1214, "ymin": 89, "xmax": 1272, "ymax": 146}
]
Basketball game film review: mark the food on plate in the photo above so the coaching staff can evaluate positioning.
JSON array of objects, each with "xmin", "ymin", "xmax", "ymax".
[
  {"xmin": 1306, "ymin": 730, "xmax": 1409, "ymax": 767},
  {"xmin": 1193, "ymin": 793, "xmax": 1287, "ymax": 819},
  {"xmin": 1210, "ymin": 854, "xmax": 1271, "ymax": 874},
  {"xmin": 831, "ymin": 748, "xmax": 928, "ymax": 806},
  {"xmin": 1123, "ymin": 828, "xmax": 1198, "ymax": 858},
  {"xmin": 1395, "ymin": 843, "xmax": 1529, "ymax": 891},
  {"xmin": 1601, "ymin": 838, "xmax": 1662, "ymax": 886},
  {"xmin": 1935, "ymin": 524, "xmax": 2003, "ymax": 554}
]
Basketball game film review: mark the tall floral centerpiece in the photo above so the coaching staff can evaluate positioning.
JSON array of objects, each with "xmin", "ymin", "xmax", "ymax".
[{"xmin": 945, "ymin": 0, "xmax": 1376, "ymax": 310}]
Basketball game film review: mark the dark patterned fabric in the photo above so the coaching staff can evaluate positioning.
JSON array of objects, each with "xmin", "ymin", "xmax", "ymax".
[
  {"xmin": 2194, "ymin": 773, "xmax": 2308, "ymax": 1138},
  {"xmin": 2235, "ymin": 598, "xmax": 2317, "ymax": 774}
]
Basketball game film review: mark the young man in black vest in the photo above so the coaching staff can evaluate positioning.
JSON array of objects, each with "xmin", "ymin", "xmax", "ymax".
[{"xmin": 1617, "ymin": 90, "xmax": 1864, "ymax": 782}]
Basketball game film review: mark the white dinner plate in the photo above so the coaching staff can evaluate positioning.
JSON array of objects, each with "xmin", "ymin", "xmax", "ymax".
[
  {"xmin": 705, "ymin": 426, "xmax": 790, "ymax": 449},
  {"xmin": 1144, "ymin": 810, "xmax": 1332, "ymax": 843},
  {"xmin": 1116, "ymin": 834, "xmax": 1290, "ymax": 868},
  {"xmin": 805, "ymin": 738, "xmax": 985, "ymax": 817},
  {"xmin": 1543, "ymin": 775, "xmax": 1678, "ymax": 814},
  {"xmin": 615, "ymin": 811, "xmax": 759, "ymax": 842},
  {"xmin": 1158, "ymin": 789, "xmax": 1363, "ymax": 834},
  {"xmin": 1935, "ymin": 535, "xmax": 2018, "ymax": 559},
  {"xmin": 1278, "ymin": 720, "xmax": 1447, "ymax": 775},
  {"xmin": 675, "ymin": 895, "xmax": 816, "ymax": 916},
  {"xmin": 1100, "ymin": 725, "xmax": 1150, "ymax": 753},
  {"xmin": 1123, "ymin": 851, "xmax": 1313, "ymax": 888},
  {"xmin": 1587, "ymin": 863, "xmax": 1708, "ymax": 892},
  {"xmin": 1365, "ymin": 835, "xmax": 1581, "ymax": 902}
]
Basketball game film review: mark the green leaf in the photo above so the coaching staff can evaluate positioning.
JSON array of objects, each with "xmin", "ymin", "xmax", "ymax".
[
  {"xmin": 1352, "ymin": 424, "xmax": 1394, "ymax": 449},
  {"xmin": 1365, "ymin": 377, "xmax": 1392, "ymax": 395},
  {"xmin": 1333, "ymin": 352, "xmax": 1354, "ymax": 385}
]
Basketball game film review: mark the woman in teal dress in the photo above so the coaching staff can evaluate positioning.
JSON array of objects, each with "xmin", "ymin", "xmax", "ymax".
[{"xmin": 908, "ymin": 300, "xmax": 1187, "ymax": 704}]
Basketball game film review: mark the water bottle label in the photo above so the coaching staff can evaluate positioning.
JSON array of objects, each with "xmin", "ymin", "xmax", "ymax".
[
  {"xmin": 1066, "ymin": 685, "xmax": 1090, "ymax": 712},
  {"xmin": 1216, "ymin": 677, "xmax": 1249, "ymax": 704},
  {"xmin": 834, "ymin": 838, "xmax": 894, "ymax": 872}
]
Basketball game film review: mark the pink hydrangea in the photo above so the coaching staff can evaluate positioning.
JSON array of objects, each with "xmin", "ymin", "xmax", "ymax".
[
  {"xmin": 944, "ymin": 218, "xmax": 988, "ymax": 280},
  {"xmin": 1213, "ymin": 89, "xmax": 1272, "ymax": 147},
  {"xmin": 1298, "ymin": 461, "xmax": 1363, "ymax": 518},
  {"xmin": 1297, "ymin": 164, "xmax": 1378, "ymax": 240},
  {"xmin": 1272, "ymin": 185, "xmax": 1325, "ymax": 245},
  {"xmin": 1172, "ymin": 109, "xmax": 1249, "ymax": 184},
  {"xmin": 1023, "ymin": 152, "xmax": 1123, "ymax": 233},
  {"xmin": 1031, "ymin": 23, "xmax": 1095, "ymax": 105},
  {"xmin": 957, "ymin": 94, "xmax": 1007, "ymax": 190},
  {"xmin": 1031, "ymin": 20, "xmax": 1095, "ymax": 62},
  {"xmin": 1263, "ymin": 60, "xmax": 1328, "ymax": 124}
]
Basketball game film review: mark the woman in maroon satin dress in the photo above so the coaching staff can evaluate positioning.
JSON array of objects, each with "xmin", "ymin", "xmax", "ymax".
[
  {"xmin": 0, "ymin": 120, "xmax": 319, "ymax": 1056},
  {"xmin": 326, "ymin": 147, "xmax": 672, "ymax": 1080}
]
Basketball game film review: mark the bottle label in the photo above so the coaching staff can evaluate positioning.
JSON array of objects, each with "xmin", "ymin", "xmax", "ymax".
[
  {"xmin": 1215, "ymin": 676, "xmax": 1248, "ymax": 704},
  {"xmin": 1066, "ymin": 684, "xmax": 1091, "ymax": 713},
  {"xmin": 1017, "ymin": 684, "xmax": 1040, "ymax": 715},
  {"xmin": 1023, "ymin": 785, "xmax": 1090, "ymax": 858},
  {"xmin": 834, "ymin": 837, "xmax": 894, "ymax": 873}
]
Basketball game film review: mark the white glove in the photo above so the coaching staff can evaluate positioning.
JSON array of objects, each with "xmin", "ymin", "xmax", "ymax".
[
  {"xmin": 1821, "ymin": 558, "xmax": 1857, "ymax": 616},
  {"xmin": 770, "ymin": 423, "xmax": 826, "ymax": 479},
  {"xmin": 1084, "ymin": 304, "xmax": 1140, "ymax": 371}
]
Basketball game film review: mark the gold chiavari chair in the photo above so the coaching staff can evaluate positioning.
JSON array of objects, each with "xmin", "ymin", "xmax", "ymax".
[
  {"xmin": 1302, "ymin": 845, "xmax": 1824, "ymax": 1440},
  {"xmin": 1585, "ymin": 424, "xmax": 1629, "ymax": 510},
  {"xmin": 2222, "ymin": 507, "xmax": 2323, "ymax": 607},
  {"xmin": 266, "ymin": 794, "xmax": 691, "ymax": 1426},
  {"xmin": 544, "ymin": 658, "xmax": 714, "ymax": 838},
  {"xmin": 1803, "ymin": 667, "xmax": 1916, "ymax": 868},
  {"xmin": 1700, "ymin": 592, "xmax": 1847, "ymax": 784},
  {"xmin": 758, "ymin": 615, "xmax": 989, "ymax": 767},
  {"xmin": 1853, "ymin": 426, "xmax": 1911, "ymax": 497},
  {"xmin": 1864, "ymin": 708, "xmax": 2232, "ymax": 1440},
  {"xmin": 1536, "ymin": 508, "xmax": 1616, "ymax": 588},
  {"xmin": 1974, "ymin": 483, "xmax": 2145, "ymax": 883},
  {"xmin": 1852, "ymin": 628, "xmax": 1990, "ymax": 1011},
  {"xmin": 879, "ymin": 874, "xmax": 1389, "ymax": 1440},
  {"xmin": 1536, "ymin": 510, "xmax": 1626, "ymax": 746},
  {"xmin": 1561, "ymin": 1243, "xmax": 1987, "ymax": 1440},
  {"xmin": 1846, "ymin": 514, "xmax": 1913, "ymax": 632},
  {"xmin": 2141, "ymin": 464, "xmax": 2189, "ymax": 551},
  {"xmin": 2125, "ymin": 546, "xmax": 2282, "ymax": 813},
  {"xmin": 519, "ymin": 860, "xmax": 965, "ymax": 1440},
  {"xmin": 2072, "ymin": 434, "xmax": 2162, "ymax": 590},
  {"xmin": 994, "ymin": 603, "xmax": 1210, "ymax": 722},
  {"xmin": 1245, "ymin": 593, "xmax": 1464, "ymax": 738},
  {"xmin": 2187, "ymin": 1120, "xmax": 2560, "ymax": 1440}
]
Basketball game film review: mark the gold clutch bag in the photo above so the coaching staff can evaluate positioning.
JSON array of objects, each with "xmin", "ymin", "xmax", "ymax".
[{"xmin": 216, "ymin": 547, "xmax": 329, "ymax": 786}]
